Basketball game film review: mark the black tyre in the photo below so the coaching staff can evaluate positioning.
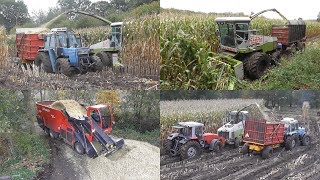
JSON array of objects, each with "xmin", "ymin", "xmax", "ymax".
[
  {"xmin": 49, "ymin": 129, "xmax": 59, "ymax": 139},
  {"xmin": 271, "ymin": 51, "xmax": 281, "ymax": 65},
  {"xmin": 302, "ymin": 135, "xmax": 311, "ymax": 146},
  {"xmin": 240, "ymin": 143, "xmax": 249, "ymax": 155},
  {"xmin": 285, "ymin": 136, "xmax": 296, "ymax": 150},
  {"xmin": 261, "ymin": 146, "xmax": 273, "ymax": 159},
  {"xmin": 165, "ymin": 140, "xmax": 175, "ymax": 157},
  {"xmin": 90, "ymin": 55, "xmax": 103, "ymax": 72},
  {"xmin": 35, "ymin": 52, "xmax": 53, "ymax": 73},
  {"xmin": 180, "ymin": 141, "xmax": 201, "ymax": 160},
  {"xmin": 234, "ymin": 138, "xmax": 240, "ymax": 148},
  {"xmin": 97, "ymin": 51, "xmax": 113, "ymax": 67},
  {"xmin": 44, "ymin": 127, "xmax": 50, "ymax": 136},
  {"xmin": 56, "ymin": 58, "xmax": 75, "ymax": 77},
  {"xmin": 74, "ymin": 142, "xmax": 85, "ymax": 155},
  {"xmin": 244, "ymin": 52, "xmax": 271, "ymax": 80},
  {"xmin": 212, "ymin": 141, "xmax": 222, "ymax": 152}
]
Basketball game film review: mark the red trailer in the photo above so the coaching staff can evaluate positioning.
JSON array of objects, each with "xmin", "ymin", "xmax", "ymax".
[
  {"xmin": 241, "ymin": 119, "xmax": 285, "ymax": 159},
  {"xmin": 36, "ymin": 100, "xmax": 124, "ymax": 158}
]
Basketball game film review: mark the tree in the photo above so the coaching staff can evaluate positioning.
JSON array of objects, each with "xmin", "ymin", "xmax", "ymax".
[
  {"xmin": 0, "ymin": 0, "xmax": 29, "ymax": 31},
  {"xmin": 58, "ymin": 0, "xmax": 91, "ymax": 11}
]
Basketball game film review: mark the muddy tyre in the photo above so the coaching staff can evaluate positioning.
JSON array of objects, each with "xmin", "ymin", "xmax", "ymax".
[
  {"xmin": 90, "ymin": 55, "xmax": 103, "ymax": 72},
  {"xmin": 49, "ymin": 129, "xmax": 59, "ymax": 139},
  {"xmin": 302, "ymin": 135, "xmax": 311, "ymax": 146},
  {"xmin": 180, "ymin": 141, "xmax": 201, "ymax": 160},
  {"xmin": 97, "ymin": 51, "xmax": 113, "ymax": 67},
  {"xmin": 165, "ymin": 140, "xmax": 175, "ymax": 157},
  {"xmin": 261, "ymin": 146, "xmax": 273, "ymax": 159},
  {"xmin": 244, "ymin": 52, "xmax": 270, "ymax": 80},
  {"xmin": 285, "ymin": 136, "xmax": 296, "ymax": 150},
  {"xmin": 44, "ymin": 127, "xmax": 50, "ymax": 137},
  {"xmin": 234, "ymin": 138, "xmax": 240, "ymax": 148},
  {"xmin": 35, "ymin": 52, "xmax": 53, "ymax": 73},
  {"xmin": 74, "ymin": 142, "xmax": 85, "ymax": 155},
  {"xmin": 56, "ymin": 58, "xmax": 75, "ymax": 77},
  {"xmin": 212, "ymin": 141, "xmax": 222, "ymax": 152},
  {"xmin": 240, "ymin": 143, "xmax": 249, "ymax": 155}
]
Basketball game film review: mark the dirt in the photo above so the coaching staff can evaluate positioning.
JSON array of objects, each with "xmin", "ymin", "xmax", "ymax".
[
  {"xmin": 160, "ymin": 109, "xmax": 320, "ymax": 180},
  {"xmin": 0, "ymin": 64, "xmax": 159, "ymax": 90},
  {"xmin": 36, "ymin": 136, "xmax": 160, "ymax": 180}
]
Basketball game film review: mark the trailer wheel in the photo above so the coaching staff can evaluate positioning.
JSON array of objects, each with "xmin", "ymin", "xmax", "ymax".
[
  {"xmin": 244, "ymin": 52, "xmax": 271, "ymax": 80},
  {"xmin": 285, "ymin": 136, "xmax": 296, "ymax": 150},
  {"xmin": 97, "ymin": 52, "xmax": 113, "ymax": 67},
  {"xmin": 261, "ymin": 146, "xmax": 273, "ymax": 159},
  {"xmin": 90, "ymin": 55, "xmax": 103, "ymax": 72},
  {"xmin": 56, "ymin": 58, "xmax": 75, "ymax": 77},
  {"xmin": 302, "ymin": 135, "xmax": 311, "ymax": 146},
  {"xmin": 74, "ymin": 142, "xmax": 85, "ymax": 155},
  {"xmin": 180, "ymin": 141, "xmax": 201, "ymax": 160},
  {"xmin": 240, "ymin": 143, "xmax": 249, "ymax": 155},
  {"xmin": 35, "ymin": 52, "xmax": 53, "ymax": 73}
]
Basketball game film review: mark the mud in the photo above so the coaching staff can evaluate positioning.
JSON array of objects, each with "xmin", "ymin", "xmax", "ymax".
[{"xmin": 160, "ymin": 110, "xmax": 320, "ymax": 180}]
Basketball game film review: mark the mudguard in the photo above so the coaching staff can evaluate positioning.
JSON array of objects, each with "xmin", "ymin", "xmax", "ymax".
[
  {"xmin": 179, "ymin": 139, "xmax": 188, "ymax": 144},
  {"xmin": 209, "ymin": 139, "xmax": 219, "ymax": 151},
  {"xmin": 167, "ymin": 133, "xmax": 179, "ymax": 140}
]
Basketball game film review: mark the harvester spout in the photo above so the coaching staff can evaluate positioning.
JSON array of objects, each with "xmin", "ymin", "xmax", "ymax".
[{"xmin": 250, "ymin": 8, "xmax": 289, "ymax": 23}]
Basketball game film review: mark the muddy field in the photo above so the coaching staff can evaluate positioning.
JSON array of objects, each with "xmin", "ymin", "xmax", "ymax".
[
  {"xmin": 0, "ymin": 64, "xmax": 159, "ymax": 90},
  {"xmin": 160, "ymin": 110, "xmax": 320, "ymax": 180}
]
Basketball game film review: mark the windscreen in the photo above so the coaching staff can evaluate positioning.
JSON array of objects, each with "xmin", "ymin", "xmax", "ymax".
[{"xmin": 218, "ymin": 23, "xmax": 236, "ymax": 47}]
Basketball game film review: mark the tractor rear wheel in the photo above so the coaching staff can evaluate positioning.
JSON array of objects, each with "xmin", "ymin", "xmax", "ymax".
[
  {"xmin": 180, "ymin": 141, "xmax": 201, "ymax": 160},
  {"xmin": 97, "ymin": 51, "xmax": 113, "ymax": 67},
  {"xmin": 56, "ymin": 58, "xmax": 75, "ymax": 77},
  {"xmin": 244, "ymin": 52, "xmax": 271, "ymax": 80},
  {"xmin": 261, "ymin": 146, "xmax": 273, "ymax": 159},
  {"xmin": 285, "ymin": 136, "xmax": 296, "ymax": 150},
  {"xmin": 35, "ymin": 52, "xmax": 53, "ymax": 73},
  {"xmin": 90, "ymin": 55, "xmax": 103, "ymax": 72},
  {"xmin": 240, "ymin": 143, "xmax": 249, "ymax": 155},
  {"xmin": 302, "ymin": 135, "xmax": 311, "ymax": 146},
  {"xmin": 74, "ymin": 142, "xmax": 85, "ymax": 155},
  {"xmin": 165, "ymin": 140, "xmax": 175, "ymax": 157}
]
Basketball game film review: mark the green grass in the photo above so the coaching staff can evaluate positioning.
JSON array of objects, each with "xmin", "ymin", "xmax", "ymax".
[
  {"xmin": 112, "ymin": 128, "xmax": 160, "ymax": 147},
  {"xmin": 241, "ymin": 42, "xmax": 320, "ymax": 90}
]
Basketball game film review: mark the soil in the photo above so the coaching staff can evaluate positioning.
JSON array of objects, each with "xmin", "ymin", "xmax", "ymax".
[
  {"xmin": 160, "ymin": 109, "xmax": 320, "ymax": 180},
  {"xmin": 0, "ymin": 64, "xmax": 159, "ymax": 90}
]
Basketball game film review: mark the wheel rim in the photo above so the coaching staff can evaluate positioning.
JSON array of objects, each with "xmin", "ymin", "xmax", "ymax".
[
  {"xmin": 305, "ymin": 137, "xmax": 310, "ymax": 144},
  {"xmin": 49, "ymin": 131, "xmax": 54, "ymax": 138},
  {"xmin": 75, "ymin": 144, "xmax": 82, "ymax": 153},
  {"xmin": 292, "ymin": 139, "xmax": 296, "ymax": 148},
  {"xmin": 187, "ymin": 147, "xmax": 197, "ymax": 157}
]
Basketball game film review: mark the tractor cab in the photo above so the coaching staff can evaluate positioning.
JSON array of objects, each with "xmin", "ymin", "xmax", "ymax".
[
  {"xmin": 44, "ymin": 28, "xmax": 83, "ymax": 49},
  {"xmin": 281, "ymin": 117, "xmax": 305, "ymax": 135},
  {"xmin": 172, "ymin": 122, "xmax": 204, "ymax": 139},
  {"xmin": 87, "ymin": 104, "xmax": 114, "ymax": 134},
  {"xmin": 109, "ymin": 22, "xmax": 123, "ymax": 49}
]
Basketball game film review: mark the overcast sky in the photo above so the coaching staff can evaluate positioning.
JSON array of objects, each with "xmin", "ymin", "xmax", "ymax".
[
  {"xmin": 23, "ymin": 0, "xmax": 105, "ymax": 14},
  {"xmin": 161, "ymin": 0, "xmax": 320, "ymax": 20}
]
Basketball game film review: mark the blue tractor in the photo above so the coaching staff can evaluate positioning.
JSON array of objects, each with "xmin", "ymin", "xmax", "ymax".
[
  {"xmin": 281, "ymin": 117, "xmax": 311, "ymax": 150},
  {"xmin": 35, "ymin": 28, "xmax": 103, "ymax": 76}
]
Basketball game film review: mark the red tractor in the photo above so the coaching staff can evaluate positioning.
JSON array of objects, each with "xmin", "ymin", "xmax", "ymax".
[
  {"xmin": 36, "ymin": 100, "xmax": 124, "ymax": 158},
  {"xmin": 165, "ymin": 122, "xmax": 225, "ymax": 160}
]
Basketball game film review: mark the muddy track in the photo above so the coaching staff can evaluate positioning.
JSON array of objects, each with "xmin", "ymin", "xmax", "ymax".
[{"xmin": 160, "ymin": 114, "xmax": 320, "ymax": 180}]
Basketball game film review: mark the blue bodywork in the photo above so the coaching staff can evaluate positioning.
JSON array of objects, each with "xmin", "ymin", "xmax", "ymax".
[{"xmin": 284, "ymin": 123, "xmax": 306, "ymax": 138}]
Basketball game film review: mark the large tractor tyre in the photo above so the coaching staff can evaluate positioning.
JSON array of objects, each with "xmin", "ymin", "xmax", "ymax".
[
  {"xmin": 74, "ymin": 142, "xmax": 85, "ymax": 155},
  {"xmin": 244, "ymin": 52, "xmax": 271, "ymax": 80},
  {"xmin": 56, "ymin": 58, "xmax": 75, "ymax": 77},
  {"xmin": 212, "ymin": 141, "xmax": 223, "ymax": 153},
  {"xmin": 35, "ymin": 52, "xmax": 53, "ymax": 73},
  {"xmin": 302, "ymin": 135, "xmax": 311, "ymax": 146},
  {"xmin": 49, "ymin": 129, "xmax": 59, "ymax": 139},
  {"xmin": 180, "ymin": 141, "xmax": 201, "ymax": 160},
  {"xmin": 240, "ymin": 143, "xmax": 249, "ymax": 155},
  {"xmin": 234, "ymin": 138, "xmax": 240, "ymax": 148},
  {"xmin": 271, "ymin": 51, "xmax": 281, "ymax": 65},
  {"xmin": 44, "ymin": 127, "xmax": 50, "ymax": 137},
  {"xmin": 165, "ymin": 140, "xmax": 175, "ymax": 157},
  {"xmin": 90, "ymin": 55, "xmax": 103, "ymax": 72},
  {"xmin": 261, "ymin": 146, "xmax": 273, "ymax": 159},
  {"xmin": 285, "ymin": 136, "xmax": 296, "ymax": 150},
  {"xmin": 97, "ymin": 51, "xmax": 113, "ymax": 67}
]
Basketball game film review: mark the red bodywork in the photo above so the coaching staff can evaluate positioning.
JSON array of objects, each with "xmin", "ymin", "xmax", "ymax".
[
  {"xmin": 16, "ymin": 33, "xmax": 44, "ymax": 63},
  {"xmin": 243, "ymin": 119, "xmax": 284, "ymax": 145},
  {"xmin": 203, "ymin": 133, "xmax": 226, "ymax": 146},
  {"xmin": 36, "ymin": 101, "xmax": 114, "ymax": 146},
  {"xmin": 272, "ymin": 25, "xmax": 306, "ymax": 46}
]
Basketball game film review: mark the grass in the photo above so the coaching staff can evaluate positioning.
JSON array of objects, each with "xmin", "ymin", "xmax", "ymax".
[
  {"xmin": 112, "ymin": 128, "xmax": 160, "ymax": 147},
  {"xmin": 241, "ymin": 42, "xmax": 320, "ymax": 90}
]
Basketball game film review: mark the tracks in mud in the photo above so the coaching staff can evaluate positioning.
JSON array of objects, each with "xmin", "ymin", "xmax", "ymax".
[{"xmin": 161, "ymin": 115, "xmax": 320, "ymax": 180}]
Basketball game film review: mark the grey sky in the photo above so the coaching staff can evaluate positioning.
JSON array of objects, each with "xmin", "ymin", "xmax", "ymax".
[{"xmin": 160, "ymin": 0, "xmax": 319, "ymax": 20}]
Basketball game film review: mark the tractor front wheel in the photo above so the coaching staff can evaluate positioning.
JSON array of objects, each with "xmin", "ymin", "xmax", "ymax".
[
  {"xmin": 90, "ymin": 55, "xmax": 103, "ymax": 72},
  {"xmin": 244, "ymin": 52, "xmax": 271, "ymax": 80},
  {"xmin": 285, "ymin": 136, "xmax": 296, "ymax": 150},
  {"xmin": 212, "ymin": 140, "xmax": 223, "ymax": 152},
  {"xmin": 97, "ymin": 51, "xmax": 113, "ymax": 67},
  {"xmin": 49, "ymin": 129, "xmax": 59, "ymax": 139},
  {"xmin": 234, "ymin": 138, "xmax": 240, "ymax": 148},
  {"xmin": 165, "ymin": 140, "xmax": 175, "ymax": 157},
  {"xmin": 261, "ymin": 146, "xmax": 273, "ymax": 159},
  {"xmin": 74, "ymin": 142, "xmax": 85, "ymax": 155},
  {"xmin": 302, "ymin": 135, "xmax": 311, "ymax": 146},
  {"xmin": 56, "ymin": 58, "xmax": 75, "ymax": 77},
  {"xmin": 180, "ymin": 141, "xmax": 201, "ymax": 160},
  {"xmin": 240, "ymin": 143, "xmax": 249, "ymax": 155}
]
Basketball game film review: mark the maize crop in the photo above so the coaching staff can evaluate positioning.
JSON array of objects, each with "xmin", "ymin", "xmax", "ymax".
[{"xmin": 0, "ymin": 27, "xmax": 8, "ymax": 67}]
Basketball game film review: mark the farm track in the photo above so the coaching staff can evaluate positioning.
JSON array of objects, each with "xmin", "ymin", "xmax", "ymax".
[{"xmin": 160, "ymin": 113, "xmax": 320, "ymax": 180}]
